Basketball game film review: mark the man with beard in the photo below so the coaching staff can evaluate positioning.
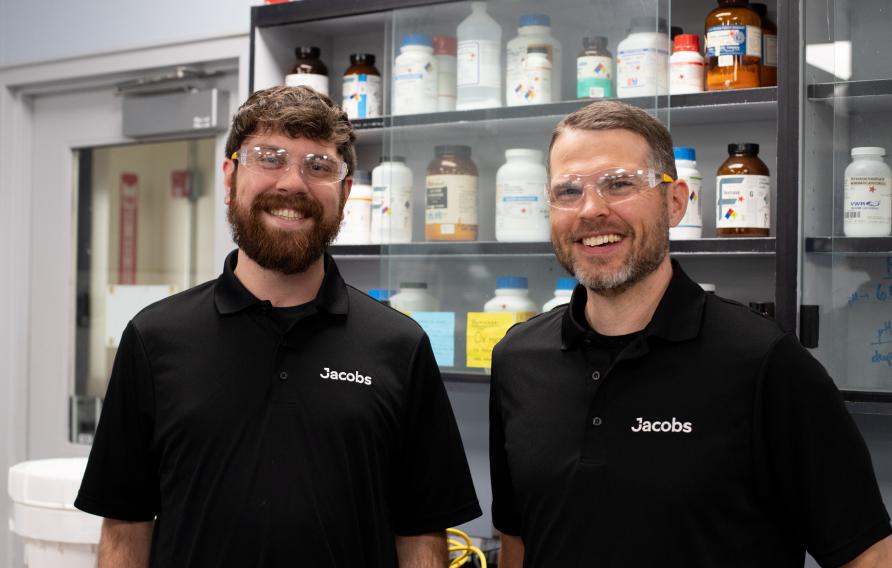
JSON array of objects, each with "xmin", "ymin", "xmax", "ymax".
[
  {"xmin": 75, "ymin": 86, "xmax": 481, "ymax": 567},
  {"xmin": 489, "ymin": 100, "xmax": 892, "ymax": 567}
]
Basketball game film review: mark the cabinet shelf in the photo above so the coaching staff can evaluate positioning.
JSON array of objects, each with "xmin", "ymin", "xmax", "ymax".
[
  {"xmin": 805, "ymin": 236, "xmax": 892, "ymax": 255},
  {"xmin": 331, "ymin": 238, "xmax": 776, "ymax": 259},
  {"xmin": 807, "ymin": 79, "xmax": 892, "ymax": 113},
  {"xmin": 843, "ymin": 390, "xmax": 892, "ymax": 415}
]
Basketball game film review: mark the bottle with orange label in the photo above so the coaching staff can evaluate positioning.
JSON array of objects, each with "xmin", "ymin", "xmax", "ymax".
[
  {"xmin": 425, "ymin": 145, "xmax": 479, "ymax": 241},
  {"xmin": 705, "ymin": 0, "xmax": 762, "ymax": 90}
]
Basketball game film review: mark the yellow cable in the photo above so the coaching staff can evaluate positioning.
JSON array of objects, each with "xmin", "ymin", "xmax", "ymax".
[{"xmin": 447, "ymin": 528, "xmax": 487, "ymax": 568}]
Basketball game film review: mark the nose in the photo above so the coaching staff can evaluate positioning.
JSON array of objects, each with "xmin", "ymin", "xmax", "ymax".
[
  {"xmin": 275, "ymin": 164, "xmax": 311, "ymax": 194},
  {"xmin": 576, "ymin": 185, "xmax": 611, "ymax": 219}
]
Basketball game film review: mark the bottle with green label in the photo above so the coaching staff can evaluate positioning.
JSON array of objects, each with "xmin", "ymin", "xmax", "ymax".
[{"xmin": 577, "ymin": 36, "xmax": 613, "ymax": 98}]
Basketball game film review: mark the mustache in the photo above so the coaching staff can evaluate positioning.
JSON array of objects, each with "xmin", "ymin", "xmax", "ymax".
[
  {"xmin": 567, "ymin": 220, "xmax": 631, "ymax": 239},
  {"xmin": 250, "ymin": 191, "xmax": 324, "ymax": 219}
]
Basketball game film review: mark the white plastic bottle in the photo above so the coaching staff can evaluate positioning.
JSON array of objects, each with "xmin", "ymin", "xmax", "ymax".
[
  {"xmin": 669, "ymin": 34, "xmax": 704, "ymax": 94},
  {"xmin": 483, "ymin": 276, "xmax": 538, "ymax": 321},
  {"xmin": 334, "ymin": 169, "xmax": 372, "ymax": 245},
  {"xmin": 542, "ymin": 277, "xmax": 576, "ymax": 311},
  {"xmin": 669, "ymin": 147, "xmax": 703, "ymax": 240},
  {"xmin": 616, "ymin": 16, "xmax": 670, "ymax": 98},
  {"xmin": 433, "ymin": 36, "xmax": 457, "ymax": 111},
  {"xmin": 393, "ymin": 34, "xmax": 438, "ymax": 116},
  {"xmin": 844, "ymin": 147, "xmax": 892, "ymax": 237},
  {"xmin": 390, "ymin": 282, "xmax": 441, "ymax": 313},
  {"xmin": 456, "ymin": 2, "xmax": 502, "ymax": 110},
  {"xmin": 518, "ymin": 47, "xmax": 552, "ymax": 104},
  {"xmin": 495, "ymin": 149, "xmax": 550, "ymax": 242},
  {"xmin": 506, "ymin": 14, "xmax": 563, "ymax": 106},
  {"xmin": 371, "ymin": 157, "xmax": 414, "ymax": 244}
]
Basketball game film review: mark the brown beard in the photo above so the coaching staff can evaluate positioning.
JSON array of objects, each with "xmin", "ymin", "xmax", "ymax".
[{"xmin": 227, "ymin": 176, "xmax": 344, "ymax": 275}]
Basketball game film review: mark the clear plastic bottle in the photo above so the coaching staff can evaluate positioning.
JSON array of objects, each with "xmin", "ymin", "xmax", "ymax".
[
  {"xmin": 669, "ymin": 148, "xmax": 703, "ymax": 240},
  {"xmin": 390, "ymin": 282, "xmax": 441, "ymax": 313},
  {"xmin": 844, "ymin": 147, "xmax": 892, "ymax": 237},
  {"xmin": 483, "ymin": 276, "xmax": 538, "ymax": 322},
  {"xmin": 542, "ymin": 277, "xmax": 576, "ymax": 311},
  {"xmin": 393, "ymin": 34, "xmax": 438, "ymax": 116},
  {"xmin": 334, "ymin": 169, "xmax": 372, "ymax": 245},
  {"xmin": 669, "ymin": 34, "xmax": 705, "ymax": 94},
  {"xmin": 495, "ymin": 148, "xmax": 550, "ymax": 242},
  {"xmin": 716, "ymin": 143, "xmax": 770, "ymax": 237},
  {"xmin": 456, "ymin": 2, "xmax": 503, "ymax": 110},
  {"xmin": 433, "ymin": 36, "xmax": 458, "ymax": 111},
  {"xmin": 577, "ymin": 36, "xmax": 614, "ymax": 99},
  {"xmin": 616, "ymin": 17, "xmax": 670, "ymax": 98},
  {"xmin": 371, "ymin": 156, "xmax": 414, "ymax": 244},
  {"xmin": 506, "ymin": 14, "xmax": 563, "ymax": 106}
]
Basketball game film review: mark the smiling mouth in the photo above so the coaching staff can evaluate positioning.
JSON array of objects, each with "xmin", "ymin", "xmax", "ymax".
[
  {"xmin": 268, "ymin": 208, "xmax": 306, "ymax": 221},
  {"xmin": 581, "ymin": 234, "xmax": 623, "ymax": 247}
]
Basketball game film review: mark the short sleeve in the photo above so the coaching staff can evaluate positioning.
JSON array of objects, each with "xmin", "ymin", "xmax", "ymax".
[
  {"xmin": 389, "ymin": 334, "xmax": 482, "ymax": 535},
  {"xmin": 757, "ymin": 333, "xmax": 891, "ymax": 567},
  {"xmin": 489, "ymin": 358, "xmax": 522, "ymax": 536},
  {"xmin": 75, "ymin": 321, "xmax": 160, "ymax": 521}
]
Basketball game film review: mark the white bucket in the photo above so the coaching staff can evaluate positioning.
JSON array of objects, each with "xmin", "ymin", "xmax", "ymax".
[{"xmin": 8, "ymin": 458, "xmax": 101, "ymax": 568}]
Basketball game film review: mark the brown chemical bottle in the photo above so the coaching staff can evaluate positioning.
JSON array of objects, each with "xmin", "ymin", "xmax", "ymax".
[
  {"xmin": 705, "ymin": 0, "xmax": 762, "ymax": 90},
  {"xmin": 342, "ymin": 53, "xmax": 382, "ymax": 119},
  {"xmin": 716, "ymin": 143, "xmax": 771, "ymax": 237},
  {"xmin": 425, "ymin": 145, "xmax": 479, "ymax": 241},
  {"xmin": 285, "ymin": 46, "xmax": 329, "ymax": 96},
  {"xmin": 750, "ymin": 3, "xmax": 778, "ymax": 87}
]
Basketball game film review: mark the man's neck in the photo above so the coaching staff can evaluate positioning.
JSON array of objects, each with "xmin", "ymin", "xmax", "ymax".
[
  {"xmin": 233, "ymin": 250, "xmax": 325, "ymax": 308},
  {"xmin": 584, "ymin": 259, "xmax": 673, "ymax": 336}
]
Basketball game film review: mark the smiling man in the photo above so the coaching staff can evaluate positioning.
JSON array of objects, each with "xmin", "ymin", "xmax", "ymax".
[
  {"xmin": 75, "ymin": 86, "xmax": 481, "ymax": 567},
  {"xmin": 489, "ymin": 100, "xmax": 892, "ymax": 567}
]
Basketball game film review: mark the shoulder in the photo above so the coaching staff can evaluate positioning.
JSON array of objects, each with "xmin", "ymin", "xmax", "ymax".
[
  {"xmin": 129, "ymin": 279, "xmax": 217, "ymax": 337},
  {"xmin": 344, "ymin": 285, "xmax": 427, "ymax": 345},
  {"xmin": 495, "ymin": 306, "xmax": 564, "ymax": 355},
  {"xmin": 701, "ymin": 294, "xmax": 786, "ymax": 351}
]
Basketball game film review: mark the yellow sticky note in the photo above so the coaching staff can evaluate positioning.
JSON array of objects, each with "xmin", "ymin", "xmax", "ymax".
[{"xmin": 466, "ymin": 312, "xmax": 519, "ymax": 368}]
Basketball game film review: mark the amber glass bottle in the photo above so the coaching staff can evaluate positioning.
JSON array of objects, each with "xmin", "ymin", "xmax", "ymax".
[
  {"xmin": 425, "ymin": 145, "xmax": 479, "ymax": 241},
  {"xmin": 750, "ymin": 3, "xmax": 778, "ymax": 87},
  {"xmin": 716, "ymin": 143, "xmax": 771, "ymax": 237},
  {"xmin": 705, "ymin": 0, "xmax": 762, "ymax": 90}
]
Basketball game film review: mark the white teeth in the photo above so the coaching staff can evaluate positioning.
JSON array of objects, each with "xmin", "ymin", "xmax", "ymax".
[
  {"xmin": 269, "ymin": 208, "xmax": 304, "ymax": 220},
  {"xmin": 582, "ymin": 234, "xmax": 622, "ymax": 247}
]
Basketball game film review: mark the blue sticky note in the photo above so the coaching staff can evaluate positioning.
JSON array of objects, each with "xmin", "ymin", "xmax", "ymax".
[{"xmin": 412, "ymin": 312, "xmax": 455, "ymax": 368}]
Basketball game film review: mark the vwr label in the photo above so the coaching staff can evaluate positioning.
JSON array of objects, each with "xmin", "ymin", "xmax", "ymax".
[
  {"xmin": 845, "ymin": 175, "xmax": 891, "ymax": 225},
  {"xmin": 716, "ymin": 175, "xmax": 770, "ymax": 229}
]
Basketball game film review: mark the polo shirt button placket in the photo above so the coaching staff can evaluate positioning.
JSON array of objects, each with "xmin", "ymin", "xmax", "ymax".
[
  {"xmin": 591, "ymin": 370, "xmax": 601, "ymax": 381},
  {"xmin": 592, "ymin": 417, "xmax": 603, "ymax": 426},
  {"xmin": 279, "ymin": 371, "xmax": 288, "ymax": 380}
]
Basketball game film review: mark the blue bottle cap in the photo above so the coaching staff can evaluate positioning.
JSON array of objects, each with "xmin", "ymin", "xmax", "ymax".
[
  {"xmin": 496, "ymin": 276, "xmax": 529, "ymax": 289},
  {"xmin": 519, "ymin": 14, "xmax": 550, "ymax": 27},
  {"xmin": 673, "ymin": 147, "xmax": 696, "ymax": 161},
  {"xmin": 402, "ymin": 34, "xmax": 433, "ymax": 47},
  {"xmin": 556, "ymin": 277, "xmax": 577, "ymax": 290}
]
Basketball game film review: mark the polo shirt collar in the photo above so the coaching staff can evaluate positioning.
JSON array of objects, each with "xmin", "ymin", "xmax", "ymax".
[
  {"xmin": 214, "ymin": 250, "xmax": 349, "ymax": 316},
  {"xmin": 561, "ymin": 259, "xmax": 706, "ymax": 349}
]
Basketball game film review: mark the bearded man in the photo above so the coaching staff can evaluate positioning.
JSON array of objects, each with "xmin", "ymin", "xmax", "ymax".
[
  {"xmin": 489, "ymin": 100, "xmax": 892, "ymax": 567},
  {"xmin": 76, "ymin": 86, "xmax": 480, "ymax": 568}
]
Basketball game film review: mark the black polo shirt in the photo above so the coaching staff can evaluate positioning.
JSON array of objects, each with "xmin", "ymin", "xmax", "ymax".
[
  {"xmin": 76, "ymin": 251, "xmax": 481, "ymax": 567},
  {"xmin": 490, "ymin": 261, "xmax": 891, "ymax": 567}
]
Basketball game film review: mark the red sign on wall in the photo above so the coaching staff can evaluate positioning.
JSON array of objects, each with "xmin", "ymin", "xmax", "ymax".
[
  {"xmin": 118, "ymin": 173, "xmax": 139, "ymax": 284},
  {"xmin": 170, "ymin": 170, "xmax": 190, "ymax": 198}
]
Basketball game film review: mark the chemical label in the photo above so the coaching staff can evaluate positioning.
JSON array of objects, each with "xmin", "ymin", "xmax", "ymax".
[
  {"xmin": 577, "ymin": 55, "xmax": 613, "ymax": 98},
  {"xmin": 457, "ymin": 40, "xmax": 500, "ymax": 88},
  {"xmin": 670, "ymin": 59, "xmax": 704, "ymax": 92},
  {"xmin": 845, "ymin": 175, "xmax": 892, "ymax": 226},
  {"xmin": 496, "ymin": 181, "xmax": 549, "ymax": 231},
  {"xmin": 616, "ymin": 47, "xmax": 669, "ymax": 93},
  {"xmin": 763, "ymin": 34, "xmax": 778, "ymax": 67},
  {"xmin": 393, "ymin": 57, "xmax": 437, "ymax": 115},
  {"xmin": 517, "ymin": 57, "xmax": 551, "ymax": 104},
  {"xmin": 715, "ymin": 175, "xmax": 770, "ymax": 229},
  {"xmin": 676, "ymin": 175, "xmax": 703, "ymax": 230},
  {"xmin": 335, "ymin": 195, "xmax": 372, "ymax": 244},
  {"xmin": 342, "ymin": 74, "xmax": 381, "ymax": 119},
  {"xmin": 426, "ymin": 174, "xmax": 478, "ymax": 240},
  {"xmin": 506, "ymin": 42, "xmax": 554, "ymax": 105},
  {"xmin": 371, "ymin": 184, "xmax": 413, "ymax": 242},
  {"xmin": 285, "ymin": 73, "xmax": 330, "ymax": 96},
  {"xmin": 706, "ymin": 25, "xmax": 762, "ymax": 59}
]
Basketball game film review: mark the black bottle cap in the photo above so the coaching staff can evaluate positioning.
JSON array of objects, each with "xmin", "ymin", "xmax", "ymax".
[
  {"xmin": 349, "ymin": 53, "xmax": 376, "ymax": 66},
  {"xmin": 728, "ymin": 143, "xmax": 760, "ymax": 155},
  {"xmin": 670, "ymin": 25, "xmax": 684, "ymax": 39},
  {"xmin": 583, "ymin": 36, "xmax": 608, "ymax": 50},
  {"xmin": 434, "ymin": 145, "xmax": 472, "ymax": 159},
  {"xmin": 295, "ymin": 46, "xmax": 321, "ymax": 59}
]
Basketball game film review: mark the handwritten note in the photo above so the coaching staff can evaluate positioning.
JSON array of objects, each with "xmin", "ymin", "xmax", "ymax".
[
  {"xmin": 466, "ymin": 312, "xmax": 518, "ymax": 368},
  {"xmin": 411, "ymin": 312, "xmax": 455, "ymax": 368}
]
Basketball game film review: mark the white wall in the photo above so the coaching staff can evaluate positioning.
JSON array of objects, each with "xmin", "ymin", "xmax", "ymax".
[{"xmin": 0, "ymin": 0, "xmax": 257, "ymax": 68}]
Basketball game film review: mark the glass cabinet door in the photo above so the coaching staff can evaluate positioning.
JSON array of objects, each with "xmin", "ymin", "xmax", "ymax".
[{"xmin": 801, "ymin": 0, "xmax": 892, "ymax": 395}]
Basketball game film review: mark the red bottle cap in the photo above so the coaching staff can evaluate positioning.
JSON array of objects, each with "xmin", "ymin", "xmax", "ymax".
[
  {"xmin": 673, "ymin": 34, "xmax": 701, "ymax": 53},
  {"xmin": 432, "ymin": 36, "xmax": 457, "ymax": 56}
]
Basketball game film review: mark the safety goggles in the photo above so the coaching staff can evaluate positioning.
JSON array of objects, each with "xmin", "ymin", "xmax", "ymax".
[
  {"xmin": 546, "ymin": 167, "xmax": 674, "ymax": 209},
  {"xmin": 231, "ymin": 146, "xmax": 349, "ymax": 185}
]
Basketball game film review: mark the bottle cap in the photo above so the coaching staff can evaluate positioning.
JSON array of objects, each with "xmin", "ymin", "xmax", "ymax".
[
  {"xmin": 851, "ymin": 147, "xmax": 886, "ymax": 157},
  {"xmin": 519, "ymin": 14, "xmax": 550, "ymax": 27},
  {"xmin": 673, "ymin": 34, "xmax": 700, "ymax": 53},
  {"xmin": 432, "ymin": 35, "xmax": 457, "ymax": 55},
  {"xmin": 349, "ymin": 53, "xmax": 376, "ymax": 66},
  {"xmin": 496, "ymin": 276, "xmax": 529, "ymax": 289},
  {"xmin": 434, "ymin": 145, "xmax": 472, "ymax": 159},
  {"xmin": 368, "ymin": 289, "xmax": 394, "ymax": 301},
  {"xmin": 295, "ymin": 46, "xmax": 322, "ymax": 59},
  {"xmin": 582, "ymin": 36, "xmax": 608, "ymax": 51},
  {"xmin": 378, "ymin": 155, "xmax": 407, "ymax": 163},
  {"xmin": 402, "ymin": 34, "xmax": 433, "ymax": 47},
  {"xmin": 526, "ymin": 46, "xmax": 549, "ymax": 55},
  {"xmin": 556, "ymin": 277, "xmax": 577, "ymax": 290},
  {"xmin": 399, "ymin": 282, "xmax": 429, "ymax": 289},
  {"xmin": 673, "ymin": 147, "xmax": 696, "ymax": 161},
  {"xmin": 505, "ymin": 148, "xmax": 543, "ymax": 161},
  {"xmin": 352, "ymin": 169, "xmax": 372, "ymax": 185},
  {"xmin": 728, "ymin": 143, "xmax": 760, "ymax": 156},
  {"xmin": 630, "ymin": 16, "xmax": 668, "ymax": 34},
  {"xmin": 671, "ymin": 26, "xmax": 684, "ymax": 39}
]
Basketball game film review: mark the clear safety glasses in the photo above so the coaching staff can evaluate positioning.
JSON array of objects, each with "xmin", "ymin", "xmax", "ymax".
[
  {"xmin": 546, "ymin": 167, "xmax": 675, "ymax": 209},
  {"xmin": 232, "ymin": 146, "xmax": 349, "ymax": 185}
]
